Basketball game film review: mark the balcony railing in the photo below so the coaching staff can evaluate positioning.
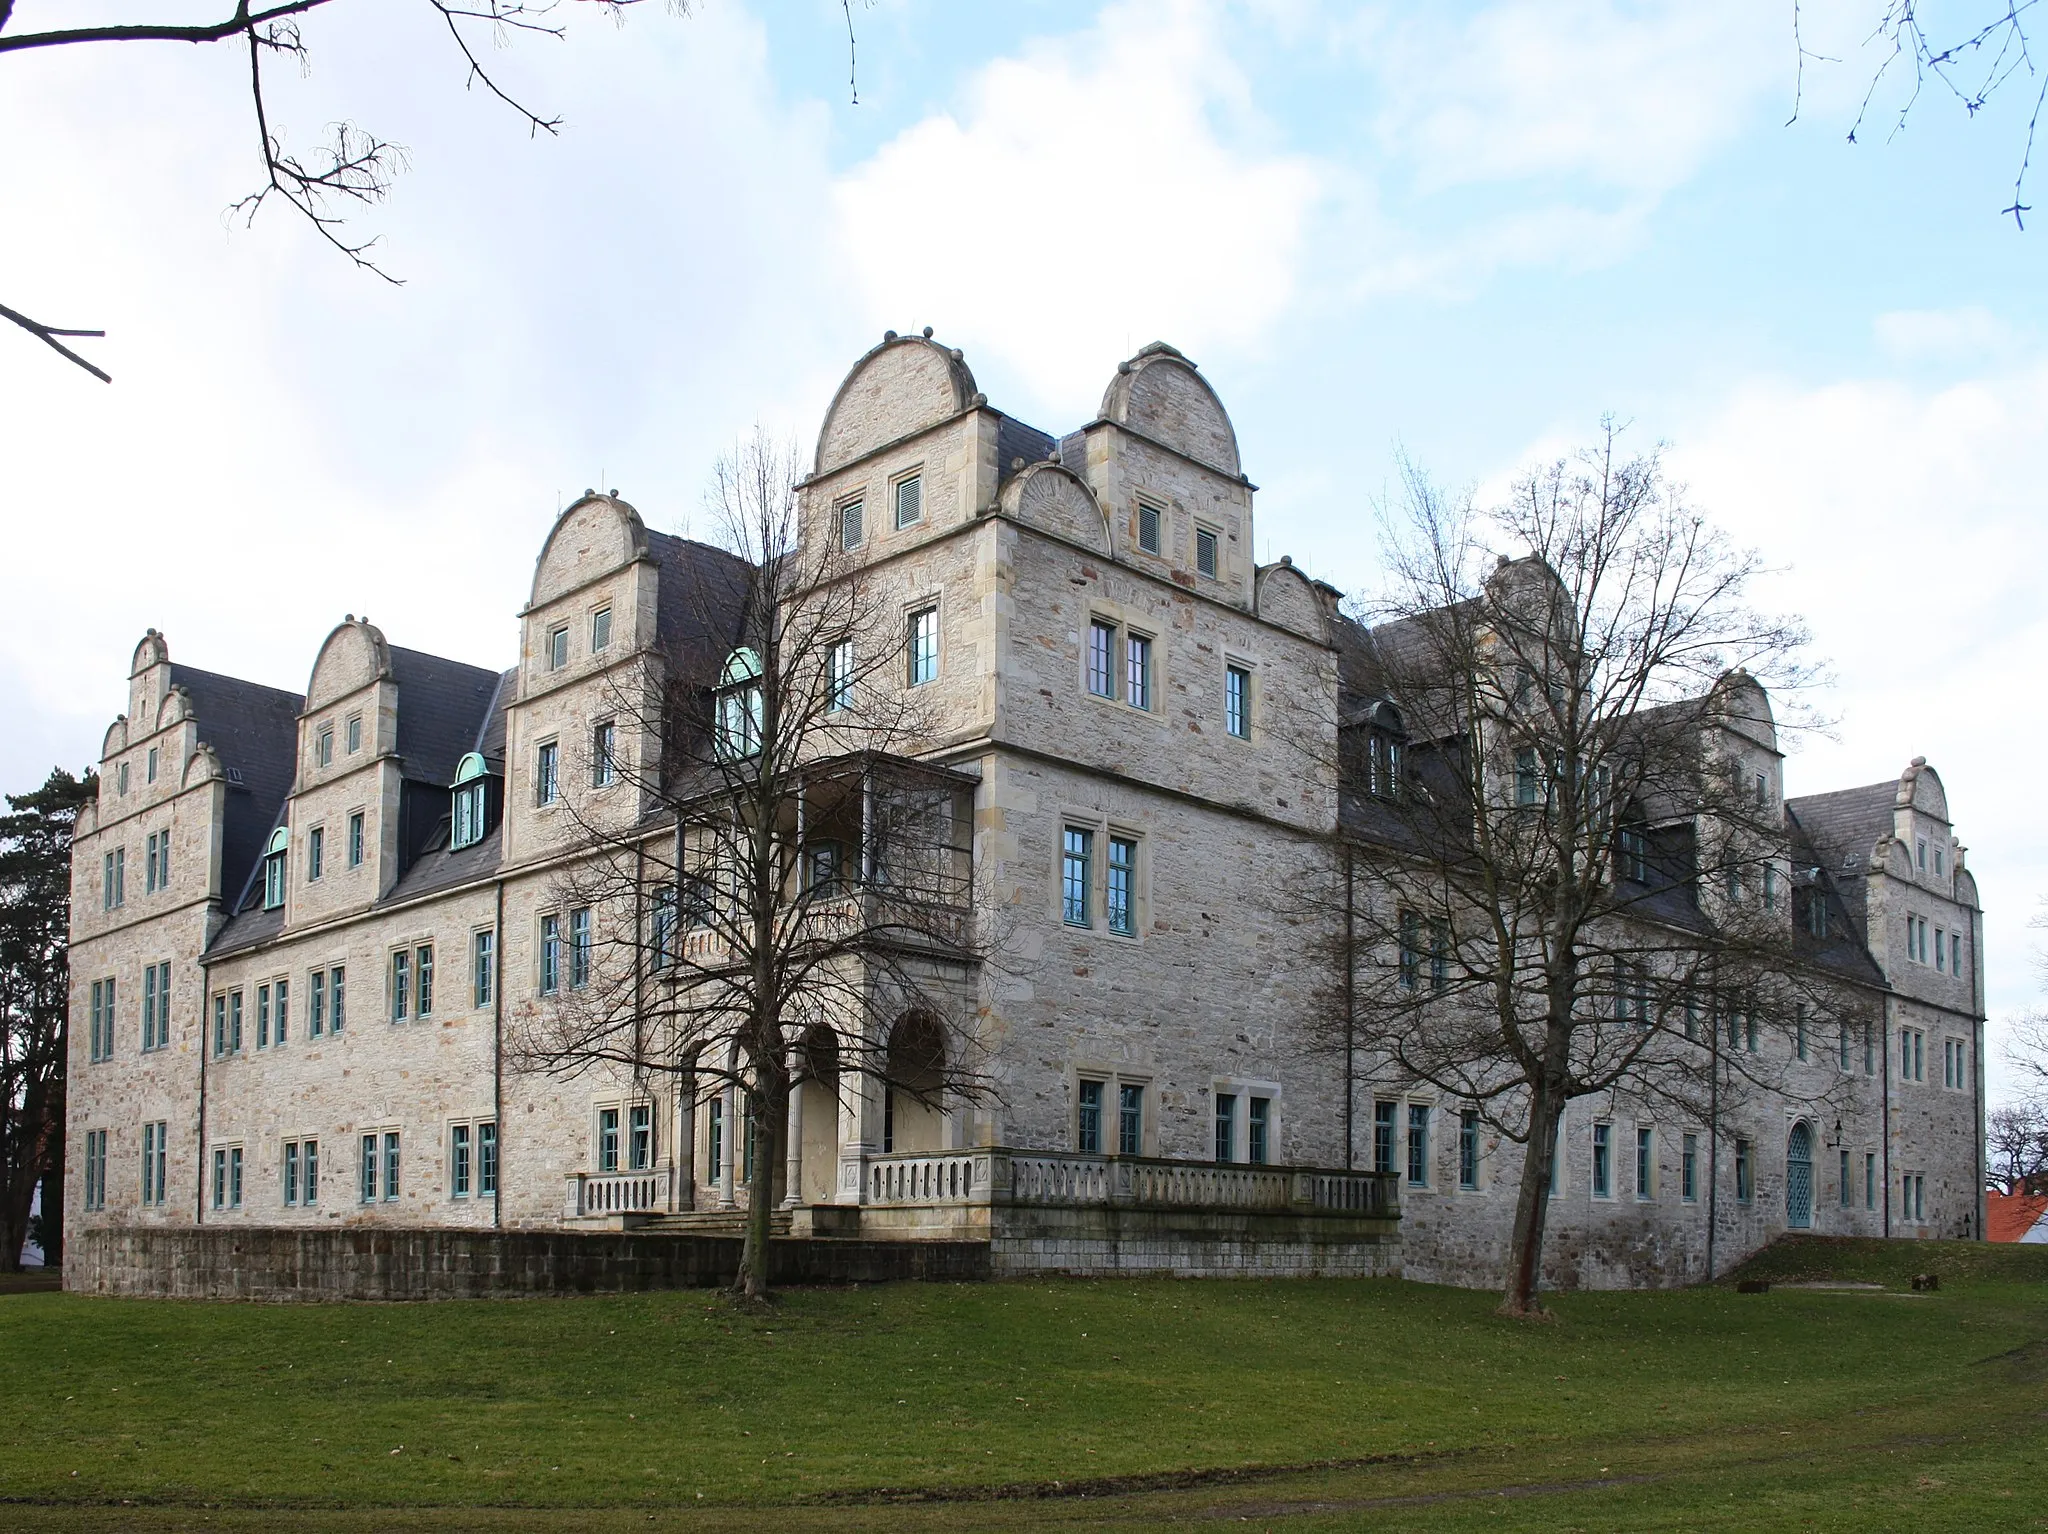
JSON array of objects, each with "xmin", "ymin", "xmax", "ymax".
[
  {"xmin": 860, "ymin": 1149, "xmax": 1398, "ymax": 1218},
  {"xmin": 566, "ymin": 1167, "xmax": 674, "ymax": 1219}
]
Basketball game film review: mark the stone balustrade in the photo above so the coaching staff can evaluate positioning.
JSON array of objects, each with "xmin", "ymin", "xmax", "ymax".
[
  {"xmin": 565, "ymin": 1167, "xmax": 674, "ymax": 1219},
  {"xmin": 860, "ymin": 1148, "xmax": 1398, "ymax": 1218}
]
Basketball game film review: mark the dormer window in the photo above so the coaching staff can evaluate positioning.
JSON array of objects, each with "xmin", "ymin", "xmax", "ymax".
[
  {"xmin": 548, "ymin": 625, "xmax": 569, "ymax": 671},
  {"xmin": 715, "ymin": 648, "xmax": 764, "ymax": 761},
  {"xmin": 1363, "ymin": 702, "xmax": 1405, "ymax": 800},
  {"xmin": 452, "ymin": 753, "xmax": 494, "ymax": 851},
  {"xmin": 262, "ymin": 827, "xmax": 289, "ymax": 911}
]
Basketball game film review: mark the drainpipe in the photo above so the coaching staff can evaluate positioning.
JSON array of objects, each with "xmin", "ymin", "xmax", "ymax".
[
  {"xmin": 492, "ymin": 877, "xmax": 504, "ymax": 1230},
  {"xmin": 1343, "ymin": 842, "xmax": 1356, "ymax": 1170},
  {"xmin": 1705, "ymin": 1001, "xmax": 1719, "ymax": 1282},
  {"xmin": 1882, "ymin": 993, "xmax": 1892, "ymax": 1239},
  {"xmin": 195, "ymin": 953, "xmax": 210, "ymax": 1225},
  {"xmin": 1972, "ymin": 902, "xmax": 1986, "ymax": 1239}
]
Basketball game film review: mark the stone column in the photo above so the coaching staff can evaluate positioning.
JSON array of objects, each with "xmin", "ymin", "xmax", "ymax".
[
  {"xmin": 783, "ymin": 1075, "xmax": 805, "ymax": 1209},
  {"xmin": 717, "ymin": 1082, "xmax": 738, "ymax": 1210},
  {"xmin": 677, "ymin": 1085, "xmax": 697, "ymax": 1212}
]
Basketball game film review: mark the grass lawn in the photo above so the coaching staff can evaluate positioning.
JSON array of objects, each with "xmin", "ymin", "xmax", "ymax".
[{"xmin": 0, "ymin": 1238, "xmax": 2042, "ymax": 1531}]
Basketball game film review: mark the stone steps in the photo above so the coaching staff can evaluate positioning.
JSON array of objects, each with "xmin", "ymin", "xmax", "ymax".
[{"xmin": 636, "ymin": 1209, "xmax": 793, "ymax": 1238}]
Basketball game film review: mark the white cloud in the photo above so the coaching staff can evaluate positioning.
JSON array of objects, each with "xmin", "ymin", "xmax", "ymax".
[
  {"xmin": 1873, "ymin": 306, "xmax": 2015, "ymax": 365},
  {"xmin": 831, "ymin": 0, "xmax": 1323, "ymax": 416}
]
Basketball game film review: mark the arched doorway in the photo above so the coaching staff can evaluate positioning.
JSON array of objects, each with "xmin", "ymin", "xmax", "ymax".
[
  {"xmin": 1785, "ymin": 1121, "xmax": 1814, "ymax": 1229},
  {"xmin": 798, "ymin": 1026, "xmax": 842, "ymax": 1204},
  {"xmin": 884, "ymin": 1012, "xmax": 945, "ymax": 1154}
]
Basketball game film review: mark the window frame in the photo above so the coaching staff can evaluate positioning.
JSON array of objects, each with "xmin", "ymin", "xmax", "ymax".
[
  {"xmin": 1194, "ymin": 523, "xmax": 1219, "ymax": 580},
  {"xmin": 591, "ymin": 606, "xmax": 613, "ymax": 654},
  {"xmin": 535, "ymin": 739, "xmax": 560, "ymax": 806},
  {"xmin": 547, "ymin": 624, "xmax": 570, "ymax": 671},
  {"xmin": 907, "ymin": 604, "xmax": 940, "ymax": 686},
  {"xmin": 892, "ymin": 471, "xmax": 923, "ymax": 530},
  {"xmin": 1225, "ymin": 663, "xmax": 1251, "ymax": 740},
  {"xmin": 1136, "ymin": 500, "xmax": 1162, "ymax": 555},
  {"xmin": 839, "ymin": 497, "xmax": 865, "ymax": 551},
  {"xmin": 1061, "ymin": 827, "xmax": 1093, "ymax": 928}
]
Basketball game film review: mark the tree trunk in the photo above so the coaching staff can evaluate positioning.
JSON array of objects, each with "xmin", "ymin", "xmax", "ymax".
[
  {"xmin": 733, "ymin": 1082, "xmax": 784, "ymax": 1302},
  {"xmin": 1499, "ymin": 1078, "xmax": 1562, "ymax": 1317}
]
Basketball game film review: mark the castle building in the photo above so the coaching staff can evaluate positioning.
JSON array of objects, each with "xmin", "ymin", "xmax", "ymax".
[{"xmin": 63, "ymin": 335, "xmax": 1986, "ymax": 1290}]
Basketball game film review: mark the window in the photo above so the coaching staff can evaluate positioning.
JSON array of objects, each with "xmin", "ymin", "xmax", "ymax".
[
  {"xmin": 1458, "ymin": 1109, "xmax": 1479, "ymax": 1190},
  {"xmin": 593, "ymin": 720, "xmax": 617, "ymax": 788},
  {"xmin": 894, "ymin": 473, "xmax": 922, "ymax": 529},
  {"xmin": 907, "ymin": 606, "xmax": 939, "ymax": 685},
  {"xmin": 1137, "ymin": 502, "xmax": 1162, "ymax": 554},
  {"xmin": 1900, "ymin": 1027, "xmax": 1925, "ymax": 1082},
  {"xmin": 1062, "ymin": 828, "xmax": 1092, "ymax": 927},
  {"xmin": 1407, "ymin": 1104, "xmax": 1431, "ymax": 1187},
  {"xmin": 598, "ymin": 1108, "xmax": 620, "ymax": 1173},
  {"xmin": 308, "ymin": 969, "xmax": 326, "ymax": 1036},
  {"xmin": 1195, "ymin": 525, "xmax": 1219, "ymax": 580},
  {"xmin": 1683, "ymin": 990, "xmax": 1701, "ymax": 1041},
  {"xmin": 103, "ymin": 846, "xmax": 124, "ymax": 910},
  {"xmin": 211, "ymin": 992, "xmax": 226, "ymax": 1057},
  {"xmin": 84, "ymin": 1130, "xmax": 107, "ymax": 1212},
  {"xmin": 1953, "ymin": 932, "xmax": 1969, "ymax": 981},
  {"xmin": 1117, "ymin": 1083, "xmax": 1144, "ymax": 1156},
  {"xmin": 451, "ymin": 1124, "xmax": 472, "ymax": 1198},
  {"xmin": 346, "ymin": 714, "xmax": 362, "ymax": 754},
  {"xmin": 1916, "ymin": 837, "xmax": 1927, "ymax": 872},
  {"xmin": 257, "ymin": 982, "xmax": 271, "ymax": 1049},
  {"xmin": 1903, "ymin": 1172, "xmax": 1925, "ymax": 1222},
  {"xmin": 1515, "ymin": 747, "xmax": 1542, "ymax": 809},
  {"xmin": 1862, "ymin": 1022, "xmax": 1874, "ymax": 1075},
  {"xmin": 145, "ymin": 830, "xmax": 161, "ymax": 893},
  {"xmin": 1838, "ymin": 1021, "xmax": 1851, "ymax": 1072},
  {"xmin": 1398, "ymin": 909, "xmax": 1421, "ymax": 991},
  {"xmin": 283, "ymin": 1138, "xmax": 318, "ymax": 1206},
  {"xmin": 591, "ymin": 606, "xmax": 612, "ymax": 653},
  {"xmin": 142, "ymin": 1121, "xmax": 168, "ymax": 1207},
  {"xmin": 1635, "ymin": 1125, "xmax": 1654, "ymax": 1200},
  {"xmin": 1762, "ymin": 864, "xmax": 1777, "ymax": 910},
  {"xmin": 146, "ymin": 746, "xmax": 158, "ymax": 784},
  {"xmin": 263, "ymin": 851, "xmax": 286, "ymax": 910},
  {"xmin": 715, "ymin": 652, "xmax": 764, "ymax": 759},
  {"xmin": 535, "ymin": 740, "xmax": 560, "ymax": 806},
  {"xmin": 1735, "ymin": 1138, "xmax": 1753, "ymax": 1204},
  {"xmin": 840, "ymin": 498, "xmax": 864, "ymax": 550},
  {"xmin": 390, "ymin": 949, "xmax": 410, "ymax": 1022},
  {"xmin": 1755, "ymin": 771, "xmax": 1769, "ymax": 807},
  {"xmin": 1944, "ymin": 1038, "xmax": 1968, "ymax": 1089},
  {"xmin": 1106, "ymin": 836, "xmax": 1137, "ymax": 936},
  {"xmin": 228, "ymin": 1146, "xmax": 244, "ymax": 1209},
  {"xmin": 1725, "ymin": 866, "xmax": 1743, "ymax": 904},
  {"xmin": 1215, "ymin": 1093, "xmax": 1237, "ymax": 1162},
  {"xmin": 479, "ymin": 1122, "xmax": 498, "ymax": 1197},
  {"xmin": 117, "ymin": 762, "xmax": 129, "ymax": 795},
  {"xmin": 472, "ymin": 929, "xmax": 495, "ymax": 1007},
  {"xmin": 335, "ymin": 964, "xmax": 352, "ymax": 1031},
  {"xmin": 359, "ymin": 1134, "xmax": 378, "ymax": 1203},
  {"xmin": 1806, "ymin": 890, "xmax": 1830, "ymax": 939},
  {"xmin": 348, "ymin": 811, "xmax": 365, "ymax": 868},
  {"xmin": 452, "ymin": 769, "xmax": 487, "ymax": 851},
  {"xmin": 1226, "ymin": 665, "xmax": 1250, "ymax": 739},
  {"xmin": 415, "ymin": 945, "xmax": 434, "ymax": 1017},
  {"xmin": 142, "ymin": 961, "xmax": 170, "ymax": 1051},
  {"xmin": 383, "ymin": 1131, "xmax": 401, "ymax": 1202},
  {"xmin": 1795, "ymin": 1005, "xmax": 1808, "ymax": 1061},
  {"xmin": 305, "ymin": 823, "xmax": 326, "ymax": 884},
  {"xmin": 827, "ymin": 639, "xmax": 855, "ymax": 712},
  {"xmin": 1615, "ymin": 961, "xmax": 1648, "ymax": 1026},
  {"xmin": 229, "ymin": 989, "xmax": 243, "ymax": 1052},
  {"xmin": 1934, "ymin": 845, "xmax": 1946, "ymax": 879},
  {"xmin": 1839, "ymin": 1148, "xmax": 1851, "ymax": 1207},
  {"xmin": 1592, "ymin": 1122, "xmax": 1612, "ymax": 1197},
  {"xmin": 540, "ymin": 914, "xmax": 562, "ymax": 994},
  {"xmin": 629, "ymin": 1103, "xmax": 654, "ymax": 1171},
  {"xmin": 1681, "ymin": 1132, "xmax": 1698, "ymax": 1202},
  {"xmin": 1077, "ymin": 1079, "xmax": 1104, "ymax": 1153},
  {"xmin": 1864, "ymin": 1153, "xmax": 1876, "ymax": 1210},
  {"xmin": 1125, "ymin": 633, "xmax": 1152, "ymax": 711},
  {"xmin": 88, "ymin": 977, "xmax": 114, "ymax": 1063},
  {"xmin": 1248, "ymin": 1097, "xmax": 1270, "ymax": 1164},
  {"xmin": 1373, "ymin": 1100, "xmax": 1396, "ymax": 1175},
  {"xmin": 316, "ymin": 725, "xmax": 333, "ymax": 768},
  {"xmin": 1087, "ymin": 620, "xmax": 1117, "ymax": 698},
  {"xmin": 548, "ymin": 625, "xmax": 569, "ymax": 670},
  {"xmin": 1617, "ymin": 825, "xmax": 1649, "ymax": 883},
  {"xmin": 569, "ymin": 908, "xmax": 592, "ymax": 989}
]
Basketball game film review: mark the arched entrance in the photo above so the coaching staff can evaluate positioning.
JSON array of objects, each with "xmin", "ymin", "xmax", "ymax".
[
  {"xmin": 1785, "ymin": 1121, "xmax": 1814, "ymax": 1229},
  {"xmin": 884, "ymin": 1012, "xmax": 946, "ymax": 1154}
]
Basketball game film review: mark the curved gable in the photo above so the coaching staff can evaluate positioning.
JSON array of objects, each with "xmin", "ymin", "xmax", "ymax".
[
  {"xmin": 531, "ymin": 494, "xmax": 648, "ymax": 610},
  {"xmin": 816, "ymin": 334, "xmax": 979, "ymax": 475},
  {"xmin": 130, "ymin": 630, "xmax": 168, "ymax": 677},
  {"xmin": 1098, "ymin": 343, "xmax": 1241, "ymax": 476},
  {"xmin": 307, "ymin": 619, "xmax": 393, "ymax": 711},
  {"xmin": 1254, "ymin": 560, "xmax": 1327, "ymax": 643},
  {"xmin": 1899, "ymin": 757, "xmax": 1950, "ymax": 822},
  {"xmin": 1712, "ymin": 669, "xmax": 1777, "ymax": 753},
  {"xmin": 1001, "ymin": 463, "xmax": 1110, "ymax": 554},
  {"xmin": 101, "ymin": 716, "xmax": 129, "ymax": 760}
]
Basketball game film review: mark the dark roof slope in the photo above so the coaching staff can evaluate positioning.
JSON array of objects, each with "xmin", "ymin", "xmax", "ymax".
[
  {"xmin": 995, "ymin": 413, "xmax": 1057, "ymax": 484},
  {"xmin": 389, "ymin": 646, "xmax": 504, "ymax": 786},
  {"xmin": 1784, "ymin": 803, "xmax": 1889, "ymax": 987},
  {"xmin": 475, "ymin": 667, "xmax": 515, "ymax": 766},
  {"xmin": 169, "ymin": 663, "xmax": 303, "ymax": 906},
  {"xmin": 385, "ymin": 822, "xmax": 503, "ymax": 906},
  {"xmin": 1785, "ymin": 782, "xmax": 1896, "ymax": 873},
  {"xmin": 649, "ymin": 531, "xmax": 754, "ymax": 678}
]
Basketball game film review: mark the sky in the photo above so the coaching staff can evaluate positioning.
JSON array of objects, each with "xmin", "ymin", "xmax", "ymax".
[{"xmin": 3, "ymin": 0, "xmax": 2043, "ymax": 1096}]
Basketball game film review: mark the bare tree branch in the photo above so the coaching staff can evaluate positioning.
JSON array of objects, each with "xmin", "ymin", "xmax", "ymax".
[{"xmin": 0, "ymin": 302, "xmax": 110, "ymax": 384}]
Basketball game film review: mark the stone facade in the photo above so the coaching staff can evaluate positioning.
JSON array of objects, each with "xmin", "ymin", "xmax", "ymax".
[{"xmin": 63, "ymin": 333, "xmax": 1985, "ymax": 1293}]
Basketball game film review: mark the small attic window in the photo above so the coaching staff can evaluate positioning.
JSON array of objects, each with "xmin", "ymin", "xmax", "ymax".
[
  {"xmin": 452, "ymin": 753, "xmax": 493, "ymax": 851},
  {"xmin": 1196, "ymin": 526, "xmax": 1219, "ymax": 580},
  {"xmin": 262, "ymin": 826, "xmax": 290, "ymax": 911},
  {"xmin": 1138, "ymin": 503, "xmax": 1162, "ymax": 555}
]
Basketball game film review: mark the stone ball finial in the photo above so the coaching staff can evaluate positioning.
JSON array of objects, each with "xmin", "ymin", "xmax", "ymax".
[
  {"xmin": 1011, "ymin": 457, "xmax": 1025, "ymax": 470},
  {"xmin": 1117, "ymin": 360, "xmax": 1132, "ymax": 374},
  {"xmin": 1911, "ymin": 754, "xmax": 1927, "ymax": 767},
  {"xmin": 346, "ymin": 613, "xmax": 354, "ymax": 623},
  {"xmin": 922, "ymin": 326, "xmax": 934, "ymax": 339},
  {"xmin": 884, "ymin": 329, "xmax": 898, "ymax": 341},
  {"xmin": 971, "ymin": 392, "xmax": 987, "ymax": 406},
  {"xmin": 1280, "ymin": 554, "xmax": 1292, "ymax": 566},
  {"xmin": 1496, "ymin": 553, "xmax": 1511, "ymax": 568},
  {"xmin": 608, "ymin": 488, "xmax": 618, "ymax": 497}
]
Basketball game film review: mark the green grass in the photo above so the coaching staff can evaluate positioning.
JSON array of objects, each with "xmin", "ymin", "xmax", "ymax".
[{"xmin": 1, "ymin": 1241, "xmax": 2043, "ymax": 1531}]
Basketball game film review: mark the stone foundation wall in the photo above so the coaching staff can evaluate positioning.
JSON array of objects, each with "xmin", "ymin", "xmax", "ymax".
[
  {"xmin": 987, "ymin": 1205, "xmax": 1399, "ymax": 1278},
  {"xmin": 67, "ymin": 1226, "xmax": 989, "ymax": 1301}
]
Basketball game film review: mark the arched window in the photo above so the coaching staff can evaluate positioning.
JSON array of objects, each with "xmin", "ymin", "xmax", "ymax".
[
  {"xmin": 1365, "ymin": 701, "xmax": 1405, "ymax": 801},
  {"xmin": 262, "ymin": 826, "xmax": 289, "ymax": 910},
  {"xmin": 451, "ymin": 752, "xmax": 492, "ymax": 851},
  {"xmin": 715, "ymin": 648, "xmax": 764, "ymax": 761}
]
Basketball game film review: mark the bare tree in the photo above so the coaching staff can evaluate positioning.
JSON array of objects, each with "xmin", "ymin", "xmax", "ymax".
[
  {"xmin": 1987, "ymin": 1101, "xmax": 2048, "ymax": 1193},
  {"xmin": 512, "ymin": 431, "xmax": 999, "ymax": 1301},
  {"xmin": 1299, "ymin": 425, "xmax": 1863, "ymax": 1317},
  {"xmin": 1, "ymin": 1, "xmax": 869, "ymax": 380}
]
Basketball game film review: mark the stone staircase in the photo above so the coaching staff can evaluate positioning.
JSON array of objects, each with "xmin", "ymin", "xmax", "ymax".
[{"xmin": 635, "ymin": 1208, "xmax": 793, "ymax": 1238}]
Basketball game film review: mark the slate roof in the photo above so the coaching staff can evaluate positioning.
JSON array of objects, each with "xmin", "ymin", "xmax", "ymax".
[
  {"xmin": 1784, "ymin": 804, "xmax": 1888, "ymax": 987},
  {"xmin": 168, "ymin": 663, "xmax": 303, "ymax": 909},
  {"xmin": 384, "ymin": 823, "xmax": 504, "ymax": 906},
  {"xmin": 995, "ymin": 413, "xmax": 1057, "ymax": 484},
  {"xmin": 1784, "ymin": 782, "xmax": 1897, "ymax": 874},
  {"xmin": 389, "ymin": 646, "xmax": 504, "ymax": 786},
  {"xmin": 649, "ymin": 531, "xmax": 754, "ymax": 676}
]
